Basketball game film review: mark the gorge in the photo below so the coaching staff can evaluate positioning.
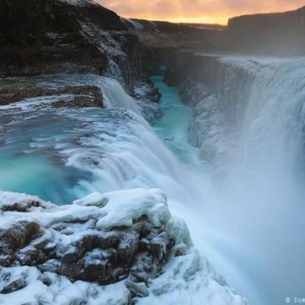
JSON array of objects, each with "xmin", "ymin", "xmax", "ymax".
[{"xmin": 1, "ymin": 1, "xmax": 305, "ymax": 305}]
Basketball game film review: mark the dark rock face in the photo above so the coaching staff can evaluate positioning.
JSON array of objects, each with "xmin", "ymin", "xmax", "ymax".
[
  {"xmin": 0, "ymin": 0, "xmax": 105, "ymax": 76},
  {"xmin": 227, "ymin": 6, "xmax": 305, "ymax": 55},
  {"xmin": 0, "ymin": 0, "xmax": 144, "ymax": 88},
  {"xmin": 164, "ymin": 53, "xmax": 221, "ymax": 89},
  {"xmin": 125, "ymin": 19, "xmax": 226, "ymax": 76},
  {"xmin": 164, "ymin": 54, "xmax": 255, "ymax": 125}
]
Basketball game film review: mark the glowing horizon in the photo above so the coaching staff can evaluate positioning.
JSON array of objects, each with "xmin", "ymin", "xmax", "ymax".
[{"xmin": 95, "ymin": 1, "xmax": 305, "ymax": 25}]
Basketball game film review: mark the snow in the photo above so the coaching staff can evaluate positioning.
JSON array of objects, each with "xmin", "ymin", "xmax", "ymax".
[
  {"xmin": 94, "ymin": 188, "xmax": 170, "ymax": 229},
  {"xmin": 0, "ymin": 188, "xmax": 248, "ymax": 305},
  {"xmin": 137, "ymin": 248, "xmax": 246, "ymax": 305},
  {"xmin": 74, "ymin": 188, "xmax": 170, "ymax": 229},
  {"xmin": 0, "ymin": 191, "xmax": 44, "ymax": 207},
  {"xmin": 0, "ymin": 266, "xmax": 130, "ymax": 305}
]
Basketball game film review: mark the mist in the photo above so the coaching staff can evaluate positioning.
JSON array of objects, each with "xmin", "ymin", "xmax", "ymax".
[{"xmin": 176, "ymin": 56, "xmax": 305, "ymax": 305}]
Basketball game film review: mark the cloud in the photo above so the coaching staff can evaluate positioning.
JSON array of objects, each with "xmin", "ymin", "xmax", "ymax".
[{"xmin": 95, "ymin": 0, "xmax": 305, "ymax": 24}]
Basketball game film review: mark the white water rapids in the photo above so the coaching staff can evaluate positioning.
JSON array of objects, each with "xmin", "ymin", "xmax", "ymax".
[{"xmin": 1, "ymin": 56, "xmax": 305, "ymax": 305}]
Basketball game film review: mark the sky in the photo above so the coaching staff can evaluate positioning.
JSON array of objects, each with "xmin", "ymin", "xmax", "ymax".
[{"xmin": 95, "ymin": 0, "xmax": 305, "ymax": 24}]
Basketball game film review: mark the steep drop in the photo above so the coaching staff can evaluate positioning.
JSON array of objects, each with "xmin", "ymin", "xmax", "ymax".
[{"xmin": 183, "ymin": 55, "xmax": 305, "ymax": 305}]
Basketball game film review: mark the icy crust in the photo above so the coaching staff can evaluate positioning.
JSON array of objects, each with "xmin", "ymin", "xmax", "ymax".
[
  {"xmin": 137, "ymin": 249, "xmax": 246, "ymax": 305},
  {"xmin": 0, "ymin": 189, "xmax": 248, "ymax": 305},
  {"xmin": 75, "ymin": 189, "xmax": 170, "ymax": 229}
]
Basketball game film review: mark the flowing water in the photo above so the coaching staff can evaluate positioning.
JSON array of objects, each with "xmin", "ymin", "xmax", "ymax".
[{"xmin": 1, "ymin": 64, "xmax": 305, "ymax": 305}]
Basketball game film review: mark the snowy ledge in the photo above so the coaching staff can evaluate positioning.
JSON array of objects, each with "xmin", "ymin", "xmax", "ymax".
[{"xmin": 0, "ymin": 189, "xmax": 248, "ymax": 305}]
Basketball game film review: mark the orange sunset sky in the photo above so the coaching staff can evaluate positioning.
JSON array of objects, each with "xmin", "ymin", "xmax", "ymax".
[{"xmin": 95, "ymin": 0, "xmax": 305, "ymax": 24}]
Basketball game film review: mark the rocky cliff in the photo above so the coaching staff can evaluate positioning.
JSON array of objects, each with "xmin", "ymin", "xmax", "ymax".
[
  {"xmin": 227, "ymin": 6, "xmax": 305, "ymax": 55},
  {"xmin": 123, "ymin": 18, "xmax": 225, "ymax": 75},
  {"xmin": 0, "ymin": 0, "xmax": 144, "ymax": 89}
]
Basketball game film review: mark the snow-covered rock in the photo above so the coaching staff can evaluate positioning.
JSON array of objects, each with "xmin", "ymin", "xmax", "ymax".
[{"xmin": 0, "ymin": 189, "xmax": 248, "ymax": 305}]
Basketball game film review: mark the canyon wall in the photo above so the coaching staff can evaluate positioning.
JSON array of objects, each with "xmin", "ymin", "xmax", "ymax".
[
  {"xmin": 227, "ymin": 6, "xmax": 305, "ymax": 55},
  {"xmin": 0, "ymin": 0, "xmax": 145, "ymax": 89}
]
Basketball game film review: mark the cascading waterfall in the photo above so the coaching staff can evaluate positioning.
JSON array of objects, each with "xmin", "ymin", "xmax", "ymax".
[
  {"xmin": 188, "ymin": 56, "xmax": 305, "ymax": 305},
  {"xmin": 96, "ymin": 77, "xmax": 142, "ymax": 116}
]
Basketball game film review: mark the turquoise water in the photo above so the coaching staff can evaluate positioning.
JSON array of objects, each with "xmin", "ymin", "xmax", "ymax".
[
  {"xmin": 150, "ymin": 76, "xmax": 263, "ymax": 305},
  {"xmin": 0, "ymin": 111, "xmax": 92, "ymax": 204},
  {"xmin": 152, "ymin": 76, "xmax": 205, "ymax": 167},
  {"xmin": 151, "ymin": 76, "xmax": 305, "ymax": 305}
]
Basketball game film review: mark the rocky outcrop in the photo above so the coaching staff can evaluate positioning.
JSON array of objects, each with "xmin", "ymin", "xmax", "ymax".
[
  {"xmin": 0, "ymin": 83, "xmax": 103, "ymax": 108},
  {"xmin": 0, "ymin": 189, "xmax": 189, "ymax": 298},
  {"xmin": 0, "ymin": 0, "xmax": 146, "ymax": 90},
  {"xmin": 0, "ymin": 189, "xmax": 248, "ymax": 305},
  {"xmin": 124, "ymin": 19, "xmax": 226, "ymax": 76}
]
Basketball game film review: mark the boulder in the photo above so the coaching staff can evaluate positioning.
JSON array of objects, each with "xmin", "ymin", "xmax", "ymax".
[{"xmin": 0, "ymin": 189, "xmax": 184, "ymax": 289}]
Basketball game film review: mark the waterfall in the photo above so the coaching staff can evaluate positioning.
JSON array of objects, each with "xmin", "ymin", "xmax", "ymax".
[
  {"xmin": 95, "ymin": 77, "xmax": 142, "ymax": 116},
  {"xmin": 57, "ymin": 108, "xmax": 197, "ymax": 206},
  {"xmin": 20, "ymin": 73, "xmax": 143, "ymax": 116},
  {"xmin": 188, "ymin": 56, "xmax": 305, "ymax": 305}
]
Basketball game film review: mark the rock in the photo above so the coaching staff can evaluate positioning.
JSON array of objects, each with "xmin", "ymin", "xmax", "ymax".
[
  {"xmin": 0, "ymin": 199, "xmax": 44, "ymax": 212},
  {"xmin": 0, "ymin": 221, "xmax": 43, "ymax": 257},
  {"xmin": 0, "ymin": 189, "xmax": 248, "ymax": 305},
  {"xmin": 0, "ymin": 0, "xmax": 146, "ymax": 92},
  {"xmin": 116, "ymin": 229, "xmax": 139, "ymax": 262},
  {"xmin": 0, "ymin": 256, "xmax": 11, "ymax": 267},
  {"xmin": 228, "ymin": 6, "xmax": 305, "ymax": 55},
  {"xmin": 0, "ymin": 83, "xmax": 103, "ymax": 108},
  {"xmin": 0, "ymin": 0, "xmax": 114, "ymax": 77},
  {"xmin": 16, "ymin": 246, "xmax": 38, "ymax": 265},
  {"xmin": 0, "ymin": 189, "xmax": 188, "ymax": 293},
  {"xmin": 39, "ymin": 259, "xmax": 60, "ymax": 273},
  {"xmin": 78, "ymin": 232, "xmax": 119, "ymax": 251},
  {"xmin": 1, "ymin": 278, "xmax": 27, "ymax": 294},
  {"xmin": 149, "ymin": 232, "xmax": 168, "ymax": 261},
  {"xmin": 0, "ymin": 277, "xmax": 27, "ymax": 294}
]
